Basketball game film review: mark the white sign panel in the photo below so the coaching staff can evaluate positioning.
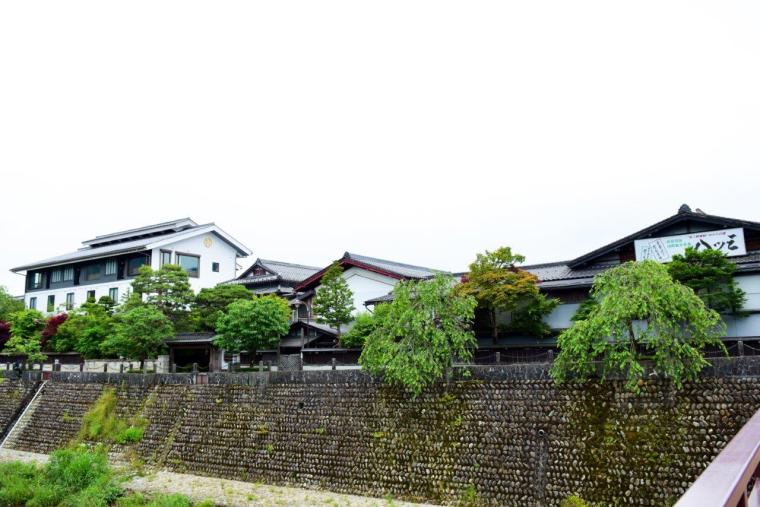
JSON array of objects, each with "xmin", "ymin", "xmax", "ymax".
[{"xmin": 634, "ymin": 228, "xmax": 746, "ymax": 263}]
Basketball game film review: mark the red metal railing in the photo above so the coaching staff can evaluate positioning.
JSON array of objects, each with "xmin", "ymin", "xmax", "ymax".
[{"xmin": 676, "ymin": 408, "xmax": 760, "ymax": 506}]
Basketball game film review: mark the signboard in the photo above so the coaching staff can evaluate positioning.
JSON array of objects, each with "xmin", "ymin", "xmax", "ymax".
[{"xmin": 634, "ymin": 228, "xmax": 746, "ymax": 263}]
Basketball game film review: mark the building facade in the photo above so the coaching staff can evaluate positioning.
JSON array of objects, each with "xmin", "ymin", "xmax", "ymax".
[{"xmin": 11, "ymin": 218, "xmax": 251, "ymax": 314}]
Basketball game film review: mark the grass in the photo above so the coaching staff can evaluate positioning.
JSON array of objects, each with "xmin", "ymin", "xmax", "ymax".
[
  {"xmin": 0, "ymin": 446, "xmax": 203, "ymax": 506},
  {"xmin": 77, "ymin": 388, "xmax": 149, "ymax": 446}
]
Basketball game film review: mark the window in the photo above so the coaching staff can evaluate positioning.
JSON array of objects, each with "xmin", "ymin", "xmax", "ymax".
[
  {"xmin": 47, "ymin": 295, "xmax": 55, "ymax": 312},
  {"xmin": 29, "ymin": 272, "xmax": 44, "ymax": 289},
  {"xmin": 212, "ymin": 262, "xmax": 220, "ymax": 273},
  {"xmin": 63, "ymin": 267, "xmax": 74, "ymax": 281},
  {"xmin": 176, "ymin": 253, "xmax": 200, "ymax": 278},
  {"xmin": 160, "ymin": 250, "xmax": 172, "ymax": 267},
  {"xmin": 65, "ymin": 292, "xmax": 74, "ymax": 310},
  {"xmin": 109, "ymin": 288, "xmax": 118, "ymax": 302},
  {"xmin": 83, "ymin": 264, "xmax": 103, "ymax": 281},
  {"xmin": 87, "ymin": 290, "xmax": 96, "ymax": 301},
  {"xmin": 51, "ymin": 270, "xmax": 63, "ymax": 283},
  {"xmin": 127, "ymin": 256, "xmax": 149, "ymax": 276},
  {"xmin": 105, "ymin": 259, "xmax": 117, "ymax": 276},
  {"xmin": 29, "ymin": 297, "xmax": 36, "ymax": 310}
]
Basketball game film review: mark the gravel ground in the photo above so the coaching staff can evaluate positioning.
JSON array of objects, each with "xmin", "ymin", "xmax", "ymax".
[{"xmin": 0, "ymin": 448, "xmax": 437, "ymax": 507}]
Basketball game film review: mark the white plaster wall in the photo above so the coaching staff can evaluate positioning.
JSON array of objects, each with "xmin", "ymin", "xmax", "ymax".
[
  {"xmin": 544, "ymin": 303, "xmax": 581, "ymax": 330},
  {"xmin": 153, "ymin": 231, "xmax": 240, "ymax": 293},
  {"xmin": 736, "ymin": 274, "xmax": 760, "ymax": 311},
  {"xmin": 340, "ymin": 267, "xmax": 399, "ymax": 314}
]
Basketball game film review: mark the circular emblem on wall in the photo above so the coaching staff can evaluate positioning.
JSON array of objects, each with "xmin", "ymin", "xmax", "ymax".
[{"xmin": 203, "ymin": 236, "xmax": 213, "ymax": 248}]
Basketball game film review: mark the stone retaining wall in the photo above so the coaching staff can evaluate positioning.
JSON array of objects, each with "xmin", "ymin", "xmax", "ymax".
[
  {"xmin": 0, "ymin": 379, "xmax": 39, "ymax": 442},
  {"xmin": 5, "ymin": 358, "xmax": 760, "ymax": 505}
]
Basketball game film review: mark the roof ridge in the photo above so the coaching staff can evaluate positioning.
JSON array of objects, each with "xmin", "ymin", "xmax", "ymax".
[
  {"xmin": 258, "ymin": 259, "xmax": 321, "ymax": 270},
  {"xmin": 345, "ymin": 252, "xmax": 438, "ymax": 272}
]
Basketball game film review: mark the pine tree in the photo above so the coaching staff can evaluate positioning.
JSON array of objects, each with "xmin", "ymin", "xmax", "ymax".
[{"xmin": 312, "ymin": 263, "xmax": 355, "ymax": 340}]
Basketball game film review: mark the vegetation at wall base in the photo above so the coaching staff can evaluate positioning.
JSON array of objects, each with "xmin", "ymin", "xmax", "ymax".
[
  {"xmin": 360, "ymin": 274, "xmax": 477, "ymax": 396},
  {"xmin": 0, "ymin": 446, "xmax": 199, "ymax": 507},
  {"xmin": 77, "ymin": 387, "xmax": 148, "ymax": 446},
  {"xmin": 551, "ymin": 260, "xmax": 726, "ymax": 392}
]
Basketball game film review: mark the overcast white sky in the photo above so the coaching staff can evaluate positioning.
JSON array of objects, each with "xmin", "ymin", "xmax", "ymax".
[{"xmin": 1, "ymin": 1, "xmax": 759, "ymax": 296}]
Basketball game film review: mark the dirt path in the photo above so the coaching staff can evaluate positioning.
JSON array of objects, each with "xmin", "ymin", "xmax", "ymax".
[{"xmin": 0, "ymin": 449, "xmax": 438, "ymax": 507}]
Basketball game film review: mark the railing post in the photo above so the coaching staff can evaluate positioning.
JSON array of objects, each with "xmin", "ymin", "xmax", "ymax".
[
  {"xmin": 495, "ymin": 351, "xmax": 501, "ymax": 365},
  {"xmin": 331, "ymin": 358, "xmax": 336, "ymax": 371},
  {"xmin": 103, "ymin": 363, "xmax": 108, "ymax": 373},
  {"xmin": 738, "ymin": 340, "xmax": 745, "ymax": 357},
  {"xmin": 548, "ymin": 349, "xmax": 555, "ymax": 362},
  {"xmin": 120, "ymin": 364, "xmax": 124, "ymax": 374}
]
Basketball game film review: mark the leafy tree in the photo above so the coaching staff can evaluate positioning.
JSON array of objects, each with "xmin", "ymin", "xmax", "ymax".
[
  {"xmin": 551, "ymin": 260, "xmax": 725, "ymax": 392},
  {"xmin": 668, "ymin": 247, "xmax": 746, "ymax": 314},
  {"xmin": 572, "ymin": 298, "xmax": 599, "ymax": 322},
  {"xmin": 103, "ymin": 306, "xmax": 173, "ymax": 366},
  {"xmin": 0, "ymin": 286, "xmax": 24, "ymax": 322},
  {"xmin": 341, "ymin": 305, "xmax": 391, "ymax": 348},
  {"xmin": 0, "ymin": 321, "xmax": 10, "ymax": 348},
  {"xmin": 41, "ymin": 313, "xmax": 68, "ymax": 350},
  {"xmin": 213, "ymin": 295, "xmax": 291, "ymax": 354},
  {"xmin": 360, "ymin": 274, "xmax": 477, "ymax": 396},
  {"xmin": 192, "ymin": 285, "xmax": 253, "ymax": 332},
  {"xmin": 312, "ymin": 263, "xmax": 354, "ymax": 338},
  {"xmin": 54, "ymin": 301, "xmax": 115, "ymax": 358},
  {"xmin": 131, "ymin": 264, "xmax": 195, "ymax": 330},
  {"xmin": 457, "ymin": 247, "xmax": 557, "ymax": 343},
  {"xmin": 96, "ymin": 295, "xmax": 116, "ymax": 314},
  {"xmin": 4, "ymin": 309, "xmax": 47, "ymax": 362}
]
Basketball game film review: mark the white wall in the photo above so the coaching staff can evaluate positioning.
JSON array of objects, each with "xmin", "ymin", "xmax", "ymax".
[
  {"xmin": 24, "ymin": 231, "xmax": 242, "ymax": 314},
  {"xmin": 736, "ymin": 274, "xmax": 760, "ymax": 311},
  {"xmin": 152, "ymin": 231, "xmax": 239, "ymax": 293},
  {"xmin": 340, "ymin": 267, "xmax": 399, "ymax": 314},
  {"xmin": 544, "ymin": 303, "xmax": 581, "ymax": 330}
]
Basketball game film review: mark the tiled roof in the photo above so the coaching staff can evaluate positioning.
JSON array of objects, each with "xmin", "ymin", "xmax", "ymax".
[
  {"xmin": 224, "ymin": 259, "xmax": 320, "ymax": 287},
  {"xmin": 344, "ymin": 252, "xmax": 441, "ymax": 279},
  {"xmin": 12, "ymin": 221, "xmax": 251, "ymax": 272},
  {"xmin": 165, "ymin": 332, "xmax": 216, "ymax": 344}
]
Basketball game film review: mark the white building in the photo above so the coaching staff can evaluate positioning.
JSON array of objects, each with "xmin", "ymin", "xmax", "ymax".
[{"xmin": 11, "ymin": 218, "xmax": 251, "ymax": 314}]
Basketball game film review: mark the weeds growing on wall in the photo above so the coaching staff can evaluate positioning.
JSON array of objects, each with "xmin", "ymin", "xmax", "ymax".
[{"xmin": 77, "ymin": 387, "xmax": 148, "ymax": 445}]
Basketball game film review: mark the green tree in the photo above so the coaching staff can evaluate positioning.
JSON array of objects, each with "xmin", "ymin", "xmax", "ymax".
[
  {"xmin": 4, "ymin": 309, "xmax": 47, "ymax": 362},
  {"xmin": 668, "ymin": 247, "xmax": 746, "ymax": 314},
  {"xmin": 131, "ymin": 264, "xmax": 195, "ymax": 330},
  {"xmin": 457, "ymin": 247, "xmax": 557, "ymax": 343},
  {"xmin": 360, "ymin": 274, "xmax": 477, "ymax": 396},
  {"xmin": 551, "ymin": 260, "xmax": 725, "ymax": 392},
  {"xmin": 213, "ymin": 295, "xmax": 291, "ymax": 354},
  {"xmin": 192, "ymin": 285, "xmax": 253, "ymax": 332},
  {"xmin": 0, "ymin": 286, "xmax": 24, "ymax": 322},
  {"xmin": 54, "ymin": 301, "xmax": 115, "ymax": 358},
  {"xmin": 312, "ymin": 263, "xmax": 355, "ymax": 340},
  {"xmin": 341, "ymin": 305, "xmax": 391, "ymax": 349},
  {"xmin": 103, "ymin": 306, "xmax": 173, "ymax": 366}
]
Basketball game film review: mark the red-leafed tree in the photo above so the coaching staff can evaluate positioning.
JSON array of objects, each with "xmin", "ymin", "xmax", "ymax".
[
  {"xmin": 41, "ymin": 314, "xmax": 68, "ymax": 350},
  {"xmin": 0, "ymin": 321, "xmax": 10, "ymax": 348}
]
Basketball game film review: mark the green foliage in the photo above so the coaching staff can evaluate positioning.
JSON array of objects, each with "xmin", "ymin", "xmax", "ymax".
[
  {"xmin": 551, "ymin": 260, "xmax": 726, "ymax": 392},
  {"xmin": 0, "ymin": 286, "xmax": 24, "ymax": 322},
  {"xmin": 4, "ymin": 309, "xmax": 47, "ymax": 362},
  {"xmin": 131, "ymin": 264, "xmax": 195, "ymax": 330},
  {"xmin": 78, "ymin": 388, "xmax": 148, "ymax": 445},
  {"xmin": 103, "ymin": 306, "xmax": 173, "ymax": 362},
  {"xmin": 457, "ymin": 247, "xmax": 557, "ymax": 342},
  {"xmin": 360, "ymin": 274, "xmax": 477, "ymax": 396},
  {"xmin": 192, "ymin": 284, "xmax": 252, "ymax": 332},
  {"xmin": 560, "ymin": 495, "xmax": 593, "ymax": 507},
  {"xmin": 117, "ymin": 493, "xmax": 192, "ymax": 507},
  {"xmin": 571, "ymin": 298, "xmax": 599, "ymax": 323},
  {"xmin": 213, "ymin": 295, "xmax": 291, "ymax": 353},
  {"xmin": 341, "ymin": 305, "xmax": 390, "ymax": 348},
  {"xmin": 54, "ymin": 301, "xmax": 115, "ymax": 358},
  {"xmin": 312, "ymin": 263, "xmax": 355, "ymax": 337},
  {"xmin": 668, "ymin": 247, "xmax": 746, "ymax": 314},
  {"xmin": 97, "ymin": 296, "xmax": 117, "ymax": 314}
]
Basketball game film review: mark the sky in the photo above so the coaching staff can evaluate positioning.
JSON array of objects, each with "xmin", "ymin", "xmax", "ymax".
[{"xmin": 1, "ymin": 1, "xmax": 759, "ymax": 296}]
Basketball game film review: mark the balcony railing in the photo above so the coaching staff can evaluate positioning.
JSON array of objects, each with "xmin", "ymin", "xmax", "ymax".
[{"xmin": 676, "ymin": 407, "xmax": 760, "ymax": 506}]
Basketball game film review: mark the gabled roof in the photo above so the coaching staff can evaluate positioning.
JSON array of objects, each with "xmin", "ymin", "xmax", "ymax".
[
  {"xmin": 295, "ymin": 252, "xmax": 442, "ymax": 291},
  {"xmin": 224, "ymin": 258, "xmax": 320, "ymax": 287},
  {"xmin": 11, "ymin": 220, "xmax": 251, "ymax": 273},
  {"xmin": 568, "ymin": 205, "xmax": 760, "ymax": 268}
]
